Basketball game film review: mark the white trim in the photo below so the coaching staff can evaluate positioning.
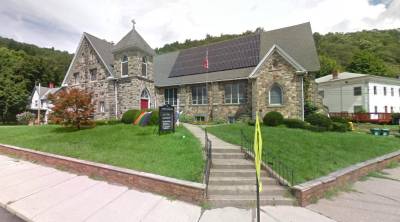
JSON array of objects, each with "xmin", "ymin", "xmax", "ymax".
[
  {"xmin": 249, "ymin": 44, "xmax": 306, "ymax": 79},
  {"xmin": 121, "ymin": 55, "xmax": 128, "ymax": 78}
]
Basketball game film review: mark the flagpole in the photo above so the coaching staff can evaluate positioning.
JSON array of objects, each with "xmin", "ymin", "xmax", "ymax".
[{"xmin": 205, "ymin": 48, "xmax": 210, "ymax": 122}]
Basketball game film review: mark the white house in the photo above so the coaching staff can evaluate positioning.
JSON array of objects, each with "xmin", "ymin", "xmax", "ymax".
[
  {"xmin": 29, "ymin": 84, "xmax": 60, "ymax": 123},
  {"xmin": 316, "ymin": 72, "xmax": 400, "ymax": 116}
]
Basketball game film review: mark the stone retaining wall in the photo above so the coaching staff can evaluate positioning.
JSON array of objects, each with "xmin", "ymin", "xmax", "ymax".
[
  {"xmin": 292, "ymin": 150, "xmax": 400, "ymax": 206},
  {"xmin": 0, "ymin": 144, "xmax": 205, "ymax": 204}
]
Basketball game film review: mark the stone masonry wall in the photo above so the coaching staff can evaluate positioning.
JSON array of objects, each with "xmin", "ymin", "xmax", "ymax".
[
  {"xmin": 113, "ymin": 51, "xmax": 156, "ymax": 116},
  {"xmin": 65, "ymin": 37, "xmax": 115, "ymax": 120},
  {"xmin": 252, "ymin": 51, "xmax": 302, "ymax": 119},
  {"xmin": 156, "ymin": 79, "xmax": 252, "ymax": 121}
]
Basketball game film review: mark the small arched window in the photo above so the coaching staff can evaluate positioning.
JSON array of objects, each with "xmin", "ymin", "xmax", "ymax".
[
  {"xmin": 141, "ymin": 56, "xmax": 148, "ymax": 77},
  {"xmin": 269, "ymin": 84, "xmax": 283, "ymax": 105},
  {"xmin": 141, "ymin": 88, "xmax": 150, "ymax": 99},
  {"xmin": 121, "ymin": 55, "xmax": 128, "ymax": 77}
]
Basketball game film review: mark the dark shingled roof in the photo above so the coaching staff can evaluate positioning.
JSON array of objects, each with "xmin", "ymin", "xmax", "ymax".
[
  {"xmin": 169, "ymin": 34, "xmax": 260, "ymax": 77},
  {"xmin": 112, "ymin": 29, "xmax": 155, "ymax": 56},
  {"xmin": 154, "ymin": 22, "xmax": 320, "ymax": 87},
  {"xmin": 84, "ymin": 33, "xmax": 114, "ymax": 75}
]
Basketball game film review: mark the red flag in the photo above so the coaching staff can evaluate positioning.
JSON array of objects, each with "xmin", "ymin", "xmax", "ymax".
[{"xmin": 202, "ymin": 49, "xmax": 209, "ymax": 70}]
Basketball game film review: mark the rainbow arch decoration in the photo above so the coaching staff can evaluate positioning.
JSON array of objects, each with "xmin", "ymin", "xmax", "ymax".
[{"xmin": 134, "ymin": 111, "xmax": 152, "ymax": 126}]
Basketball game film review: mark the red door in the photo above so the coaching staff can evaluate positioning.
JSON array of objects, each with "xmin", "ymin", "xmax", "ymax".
[{"xmin": 140, "ymin": 99, "xmax": 149, "ymax": 110}]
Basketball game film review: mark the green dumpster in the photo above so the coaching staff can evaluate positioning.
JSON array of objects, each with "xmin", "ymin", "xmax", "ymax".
[
  {"xmin": 370, "ymin": 128, "xmax": 381, "ymax": 136},
  {"xmin": 381, "ymin": 129, "xmax": 390, "ymax": 136}
]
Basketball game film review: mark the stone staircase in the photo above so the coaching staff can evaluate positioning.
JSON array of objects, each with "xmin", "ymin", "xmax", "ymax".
[
  {"xmin": 182, "ymin": 123, "xmax": 295, "ymax": 208},
  {"xmin": 208, "ymin": 145, "xmax": 295, "ymax": 208}
]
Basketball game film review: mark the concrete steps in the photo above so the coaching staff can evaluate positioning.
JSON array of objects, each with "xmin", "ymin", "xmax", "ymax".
[
  {"xmin": 208, "ymin": 184, "xmax": 287, "ymax": 196},
  {"xmin": 209, "ymin": 177, "xmax": 277, "ymax": 186},
  {"xmin": 182, "ymin": 124, "xmax": 294, "ymax": 209},
  {"xmin": 208, "ymin": 195, "xmax": 295, "ymax": 208}
]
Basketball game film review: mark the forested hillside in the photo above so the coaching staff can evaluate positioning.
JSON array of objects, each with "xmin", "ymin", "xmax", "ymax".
[
  {"xmin": 156, "ymin": 28, "xmax": 400, "ymax": 78},
  {"xmin": 0, "ymin": 37, "xmax": 72, "ymax": 122}
]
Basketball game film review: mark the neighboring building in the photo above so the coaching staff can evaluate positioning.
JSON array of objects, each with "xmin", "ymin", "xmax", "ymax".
[
  {"xmin": 28, "ymin": 84, "xmax": 60, "ymax": 123},
  {"xmin": 62, "ymin": 21, "xmax": 320, "ymax": 121},
  {"xmin": 316, "ymin": 72, "xmax": 400, "ymax": 115}
]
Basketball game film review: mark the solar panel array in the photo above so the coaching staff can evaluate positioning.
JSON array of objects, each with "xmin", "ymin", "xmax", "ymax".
[{"xmin": 169, "ymin": 34, "xmax": 260, "ymax": 78}]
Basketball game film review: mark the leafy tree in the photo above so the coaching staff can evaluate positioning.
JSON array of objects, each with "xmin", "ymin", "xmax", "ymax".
[
  {"xmin": 317, "ymin": 55, "xmax": 339, "ymax": 77},
  {"xmin": 48, "ymin": 88, "xmax": 95, "ymax": 129},
  {"xmin": 347, "ymin": 51, "xmax": 389, "ymax": 76}
]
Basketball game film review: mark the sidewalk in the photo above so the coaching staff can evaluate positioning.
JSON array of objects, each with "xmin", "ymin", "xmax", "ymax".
[{"xmin": 0, "ymin": 153, "xmax": 335, "ymax": 222}]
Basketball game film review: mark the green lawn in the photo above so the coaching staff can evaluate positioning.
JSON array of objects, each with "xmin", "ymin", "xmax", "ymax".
[
  {"xmin": 207, "ymin": 123, "xmax": 400, "ymax": 185},
  {"xmin": 0, "ymin": 124, "xmax": 204, "ymax": 182}
]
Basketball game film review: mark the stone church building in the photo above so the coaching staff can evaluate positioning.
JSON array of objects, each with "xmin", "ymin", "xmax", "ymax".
[{"xmin": 61, "ymin": 21, "xmax": 320, "ymax": 121}]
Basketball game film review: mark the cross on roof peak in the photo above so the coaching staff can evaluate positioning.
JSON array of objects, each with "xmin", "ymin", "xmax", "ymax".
[{"xmin": 131, "ymin": 19, "xmax": 136, "ymax": 29}]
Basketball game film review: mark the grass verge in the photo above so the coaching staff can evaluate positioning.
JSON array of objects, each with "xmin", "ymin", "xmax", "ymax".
[
  {"xmin": 0, "ymin": 124, "xmax": 204, "ymax": 182},
  {"xmin": 206, "ymin": 123, "xmax": 400, "ymax": 184}
]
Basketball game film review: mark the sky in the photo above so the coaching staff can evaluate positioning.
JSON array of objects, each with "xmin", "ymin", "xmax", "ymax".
[{"xmin": 0, "ymin": 0, "xmax": 399, "ymax": 53}]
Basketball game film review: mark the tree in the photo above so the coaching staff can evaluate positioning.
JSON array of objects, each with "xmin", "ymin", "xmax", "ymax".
[
  {"xmin": 317, "ymin": 55, "xmax": 339, "ymax": 77},
  {"xmin": 48, "ymin": 88, "xmax": 95, "ymax": 129},
  {"xmin": 347, "ymin": 51, "xmax": 389, "ymax": 76}
]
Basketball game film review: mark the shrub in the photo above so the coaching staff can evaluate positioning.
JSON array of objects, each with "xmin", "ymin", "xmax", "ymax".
[
  {"xmin": 305, "ymin": 113, "xmax": 332, "ymax": 130},
  {"xmin": 121, "ymin": 109, "xmax": 141, "ymax": 124},
  {"xmin": 148, "ymin": 110, "xmax": 159, "ymax": 125},
  {"xmin": 180, "ymin": 114, "xmax": 194, "ymax": 123},
  {"xmin": 247, "ymin": 120, "xmax": 256, "ymax": 126},
  {"xmin": 332, "ymin": 122, "xmax": 349, "ymax": 132},
  {"xmin": 48, "ymin": 88, "xmax": 95, "ymax": 129},
  {"xmin": 212, "ymin": 118, "xmax": 227, "ymax": 125},
  {"xmin": 330, "ymin": 116, "xmax": 351, "ymax": 131},
  {"xmin": 304, "ymin": 101, "xmax": 318, "ymax": 118},
  {"xmin": 263, "ymin": 111, "xmax": 284, "ymax": 126},
  {"xmin": 283, "ymin": 118, "xmax": 307, "ymax": 129},
  {"xmin": 16, "ymin": 112, "xmax": 35, "ymax": 125}
]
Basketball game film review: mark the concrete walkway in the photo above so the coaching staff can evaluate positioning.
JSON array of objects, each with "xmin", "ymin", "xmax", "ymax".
[
  {"xmin": 308, "ymin": 166, "xmax": 400, "ymax": 222},
  {"xmin": 0, "ymin": 153, "xmax": 335, "ymax": 222}
]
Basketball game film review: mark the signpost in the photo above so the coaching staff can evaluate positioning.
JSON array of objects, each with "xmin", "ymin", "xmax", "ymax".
[{"xmin": 159, "ymin": 104, "xmax": 175, "ymax": 135}]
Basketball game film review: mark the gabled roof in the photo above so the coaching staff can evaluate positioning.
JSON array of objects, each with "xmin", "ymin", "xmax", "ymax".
[
  {"xmin": 316, "ymin": 72, "xmax": 367, "ymax": 83},
  {"xmin": 84, "ymin": 33, "xmax": 114, "ymax": 74},
  {"xmin": 112, "ymin": 28, "xmax": 155, "ymax": 56},
  {"xmin": 31, "ymin": 86, "xmax": 61, "ymax": 100},
  {"xmin": 154, "ymin": 22, "xmax": 320, "ymax": 87},
  {"xmin": 62, "ymin": 33, "xmax": 114, "ymax": 85}
]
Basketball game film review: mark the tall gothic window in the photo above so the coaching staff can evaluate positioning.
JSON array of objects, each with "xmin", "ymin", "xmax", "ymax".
[
  {"xmin": 269, "ymin": 83, "xmax": 283, "ymax": 105},
  {"xmin": 121, "ymin": 55, "xmax": 128, "ymax": 77},
  {"xmin": 141, "ymin": 56, "xmax": 148, "ymax": 77}
]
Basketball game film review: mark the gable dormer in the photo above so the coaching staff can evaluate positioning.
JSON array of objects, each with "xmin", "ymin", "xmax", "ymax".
[{"xmin": 112, "ymin": 20, "xmax": 155, "ymax": 79}]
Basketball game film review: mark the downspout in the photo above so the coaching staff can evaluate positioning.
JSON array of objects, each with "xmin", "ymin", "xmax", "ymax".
[
  {"xmin": 114, "ymin": 80, "xmax": 118, "ymax": 118},
  {"xmin": 296, "ymin": 71, "xmax": 307, "ymax": 121}
]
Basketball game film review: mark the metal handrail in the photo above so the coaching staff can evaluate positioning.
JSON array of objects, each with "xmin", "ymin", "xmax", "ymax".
[
  {"xmin": 240, "ymin": 129, "xmax": 295, "ymax": 186},
  {"xmin": 203, "ymin": 128, "xmax": 212, "ymax": 197}
]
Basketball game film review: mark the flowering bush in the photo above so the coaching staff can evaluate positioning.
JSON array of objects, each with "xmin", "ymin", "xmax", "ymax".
[{"xmin": 16, "ymin": 111, "xmax": 35, "ymax": 125}]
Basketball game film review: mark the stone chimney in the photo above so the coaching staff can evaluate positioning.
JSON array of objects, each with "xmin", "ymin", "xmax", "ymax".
[{"xmin": 332, "ymin": 70, "xmax": 339, "ymax": 80}]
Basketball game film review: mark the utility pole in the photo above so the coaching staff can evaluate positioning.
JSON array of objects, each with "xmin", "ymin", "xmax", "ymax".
[{"xmin": 37, "ymin": 82, "xmax": 41, "ymax": 125}]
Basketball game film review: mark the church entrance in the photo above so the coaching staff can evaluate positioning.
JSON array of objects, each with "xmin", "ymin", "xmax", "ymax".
[{"xmin": 140, "ymin": 88, "xmax": 150, "ymax": 110}]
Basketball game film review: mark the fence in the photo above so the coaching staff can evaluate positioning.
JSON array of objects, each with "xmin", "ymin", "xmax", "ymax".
[
  {"xmin": 203, "ymin": 128, "xmax": 212, "ymax": 197},
  {"xmin": 240, "ymin": 129, "xmax": 295, "ymax": 186},
  {"xmin": 330, "ymin": 112, "xmax": 392, "ymax": 124}
]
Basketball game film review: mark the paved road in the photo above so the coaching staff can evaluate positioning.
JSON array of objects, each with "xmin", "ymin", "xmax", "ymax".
[
  {"xmin": 0, "ymin": 207, "xmax": 24, "ymax": 222},
  {"xmin": 308, "ymin": 166, "xmax": 400, "ymax": 222},
  {"xmin": 0, "ymin": 153, "xmax": 334, "ymax": 222}
]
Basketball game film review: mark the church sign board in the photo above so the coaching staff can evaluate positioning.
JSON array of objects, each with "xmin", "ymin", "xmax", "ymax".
[{"xmin": 159, "ymin": 104, "xmax": 175, "ymax": 134}]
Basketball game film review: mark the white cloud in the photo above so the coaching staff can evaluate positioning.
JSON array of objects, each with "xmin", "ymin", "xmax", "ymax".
[{"xmin": 0, "ymin": 0, "xmax": 399, "ymax": 53}]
